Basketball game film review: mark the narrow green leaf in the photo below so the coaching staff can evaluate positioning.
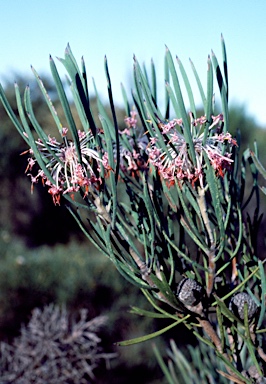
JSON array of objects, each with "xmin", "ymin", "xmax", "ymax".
[
  {"xmin": 189, "ymin": 58, "xmax": 206, "ymax": 109},
  {"xmin": 116, "ymin": 319, "xmax": 181, "ymax": 346},
  {"xmin": 66, "ymin": 205, "xmax": 109, "ymax": 256},
  {"xmin": 177, "ymin": 57, "xmax": 196, "ymax": 117},
  {"xmin": 191, "ymin": 330, "xmax": 216, "ymax": 349},
  {"xmin": 60, "ymin": 48, "xmax": 98, "ymax": 137},
  {"xmin": 214, "ymin": 264, "xmax": 263, "ymax": 305},
  {"xmin": 165, "ymin": 47, "xmax": 196, "ymax": 165},
  {"xmin": 24, "ymin": 87, "xmax": 48, "ymax": 141},
  {"xmin": 0, "ymin": 83, "xmax": 27, "ymax": 142},
  {"xmin": 69, "ymin": 81, "xmax": 89, "ymax": 130},
  {"xmin": 203, "ymin": 56, "xmax": 213, "ymax": 145},
  {"xmin": 31, "ymin": 66, "xmax": 63, "ymax": 133},
  {"xmin": 257, "ymin": 260, "xmax": 266, "ymax": 329},
  {"xmin": 13, "ymin": 83, "xmax": 32, "ymax": 146},
  {"xmin": 149, "ymin": 272, "xmax": 179, "ymax": 308},
  {"xmin": 92, "ymin": 79, "xmax": 116, "ymax": 141},
  {"xmin": 23, "ymin": 86, "xmax": 64, "ymax": 168},
  {"xmin": 213, "ymin": 294, "xmax": 240, "ymax": 323},
  {"xmin": 97, "ymin": 111, "xmax": 117, "ymax": 226},
  {"xmin": 168, "ymin": 344, "xmax": 192, "ymax": 383},
  {"xmin": 183, "ymin": 184, "xmax": 206, "ymax": 230},
  {"xmin": 81, "ymin": 56, "xmax": 89, "ymax": 101},
  {"xmin": 216, "ymin": 351, "xmax": 252, "ymax": 383},
  {"xmin": 161, "ymin": 226, "xmax": 208, "ymax": 272},
  {"xmin": 151, "ymin": 58, "xmax": 157, "ymax": 105},
  {"xmin": 221, "ymin": 34, "xmax": 228, "ymax": 99},
  {"xmin": 63, "ymin": 44, "xmax": 83, "ymax": 84},
  {"xmin": 99, "ymin": 222, "xmax": 149, "ymax": 288},
  {"xmin": 250, "ymin": 150, "xmax": 266, "ymax": 180},
  {"xmin": 134, "ymin": 57, "xmax": 164, "ymax": 121},
  {"xmin": 216, "ymin": 305, "xmax": 225, "ymax": 352},
  {"xmin": 211, "ymin": 51, "xmax": 229, "ymax": 134},
  {"xmin": 153, "ymin": 344, "xmax": 177, "ymax": 384},
  {"xmin": 132, "ymin": 65, "xmax": 150, "ymax": 129},
  {"xmin": 164, "ymin": 53, "xmax": 170, "ymax": 119},
  {"xmin": 175, "ymin": 183, "xmax": 209, "ymax": 255},
  {"xmin": 165, "ymin": 48, "xmax": 187, "ymax": 122},
  {"xmin": 49, "ymin": 55, "xmax": 81, "ymax": 162},
  {"xmin": 204, "ymin": 155, "xmax": 225, "ymax": 253},
  {"xmin": 104, "ymin": 56, "xmax": 120, "ymax": 185},
  {"xmin": 130, "ymin": 306, "xmax": 169, "ymax": 319},
  {"xmin": 13, "ymin": 85, "xmax": 54, "ymax": 184}
]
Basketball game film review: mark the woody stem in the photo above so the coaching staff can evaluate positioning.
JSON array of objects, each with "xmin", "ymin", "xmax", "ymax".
[{"xmin": 197, "ymin": 186, "xmax": 216, "ymax": 297}]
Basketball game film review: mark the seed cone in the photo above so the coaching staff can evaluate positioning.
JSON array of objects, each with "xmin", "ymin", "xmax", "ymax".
[
  {"xmin": 229, "ymin": 292, "xmax": 258, "ymax": 320},
  {"xmin": 177, "ymin": 278, "xmax": 203, "ymax": 306}
]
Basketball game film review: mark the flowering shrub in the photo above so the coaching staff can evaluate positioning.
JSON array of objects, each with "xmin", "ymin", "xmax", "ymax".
[{"xmin": 0, "ymin": 37, "xmax": 266, "ymax": 383}]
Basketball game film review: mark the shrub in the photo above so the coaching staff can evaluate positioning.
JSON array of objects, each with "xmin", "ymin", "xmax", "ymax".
[
  {"xmin": 1, "ymin": 36, "xmax": 266, "ymax": 383},
  {"xmin": 0, "ymin": 304, "xmax": 116, "ymax": 383}
]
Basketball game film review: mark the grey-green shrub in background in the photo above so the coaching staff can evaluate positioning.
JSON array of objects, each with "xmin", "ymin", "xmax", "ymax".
[
  {"xmin": 0, "ymin": 304, "xmax": 116, "ymax": 383},
  {"xmin": 0, "ymin": 35, "xmax": 266, "ymax": 383},
  {"xmin": 0, "ymin": 232, "xmax": 161, "ymax": 382}
]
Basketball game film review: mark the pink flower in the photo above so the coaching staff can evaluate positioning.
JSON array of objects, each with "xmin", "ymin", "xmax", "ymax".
[
  {"xmin": 119, "ymin": 110, "xmax": 138, "ymax": 135},
  {"xmin": 124, "ymin": 110, "xmax": 138, "ymax": 129},
  {"xmin": 25, "ymin": 157, "xmax": 36, "ymax": 173},
  {"xmin": 62, "ymin": 127, "xmax": 68, "ymax": 137},
  {"xmin": 160, "ymin": 118, "xmax": 183, "ymax": 134},
  {"xmin": 47, "ymin": 185, "xmax": 62, "ymax": 205}
]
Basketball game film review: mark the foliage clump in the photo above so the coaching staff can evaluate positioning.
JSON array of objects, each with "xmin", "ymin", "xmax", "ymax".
[{"xmin": 0, "ymin": 304, "xmax": 116, "ymax": 383}]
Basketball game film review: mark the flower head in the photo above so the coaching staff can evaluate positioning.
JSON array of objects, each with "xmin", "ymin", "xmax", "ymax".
[
  {"xmin": 147, "ymin": 114, "xmax": 237, "ymax": 188},
  {"xmin": 104, "ymin": 110, "xmax": 149, "ymax": 177},
  {"xmin": 25, "ymin": 129, "xmax": 106, "ymax": 204},
  {"xmin": 118, "ymin": 135, "xmax": 149, "ymax": 176}
]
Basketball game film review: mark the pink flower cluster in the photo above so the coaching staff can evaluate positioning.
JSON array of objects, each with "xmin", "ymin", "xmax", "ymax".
[
  {"xmin": 25, "ymin": 129, "xmax": 105, "ymax": 205},
  {"xmin": 147, "ymin": 114, "xmax": 237, "ymax": 188},
  {"xmin": 114, "ymin": 111, "xmax": 149, "ymax": 177}
]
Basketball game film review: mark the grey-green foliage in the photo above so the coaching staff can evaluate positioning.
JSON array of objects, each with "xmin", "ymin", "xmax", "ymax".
[
  {"xmin": 0, "ymin": 304, "xmax": 116, "ymax": 383},
  {"xmin": 0, "ymin": 231, "xmax": 162, "ymax": 382},
  {"xmin": 154, "ymin": 340, "xmax": 229, "ymax": 384},
  {"xmin": 0, "ymin": 37, "xmax": 266, "ymax": 383}
]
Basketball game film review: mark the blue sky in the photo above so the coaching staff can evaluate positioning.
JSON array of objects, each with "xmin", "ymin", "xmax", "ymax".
[{"xmin": 0, "ymin": 0, "xmax": 266, "ymax": 126}]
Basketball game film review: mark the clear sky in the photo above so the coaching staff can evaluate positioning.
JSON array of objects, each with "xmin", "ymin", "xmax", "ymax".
[{"xmin": 0, "ymin": 0, "xmax": 266, "ymax": 126}]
